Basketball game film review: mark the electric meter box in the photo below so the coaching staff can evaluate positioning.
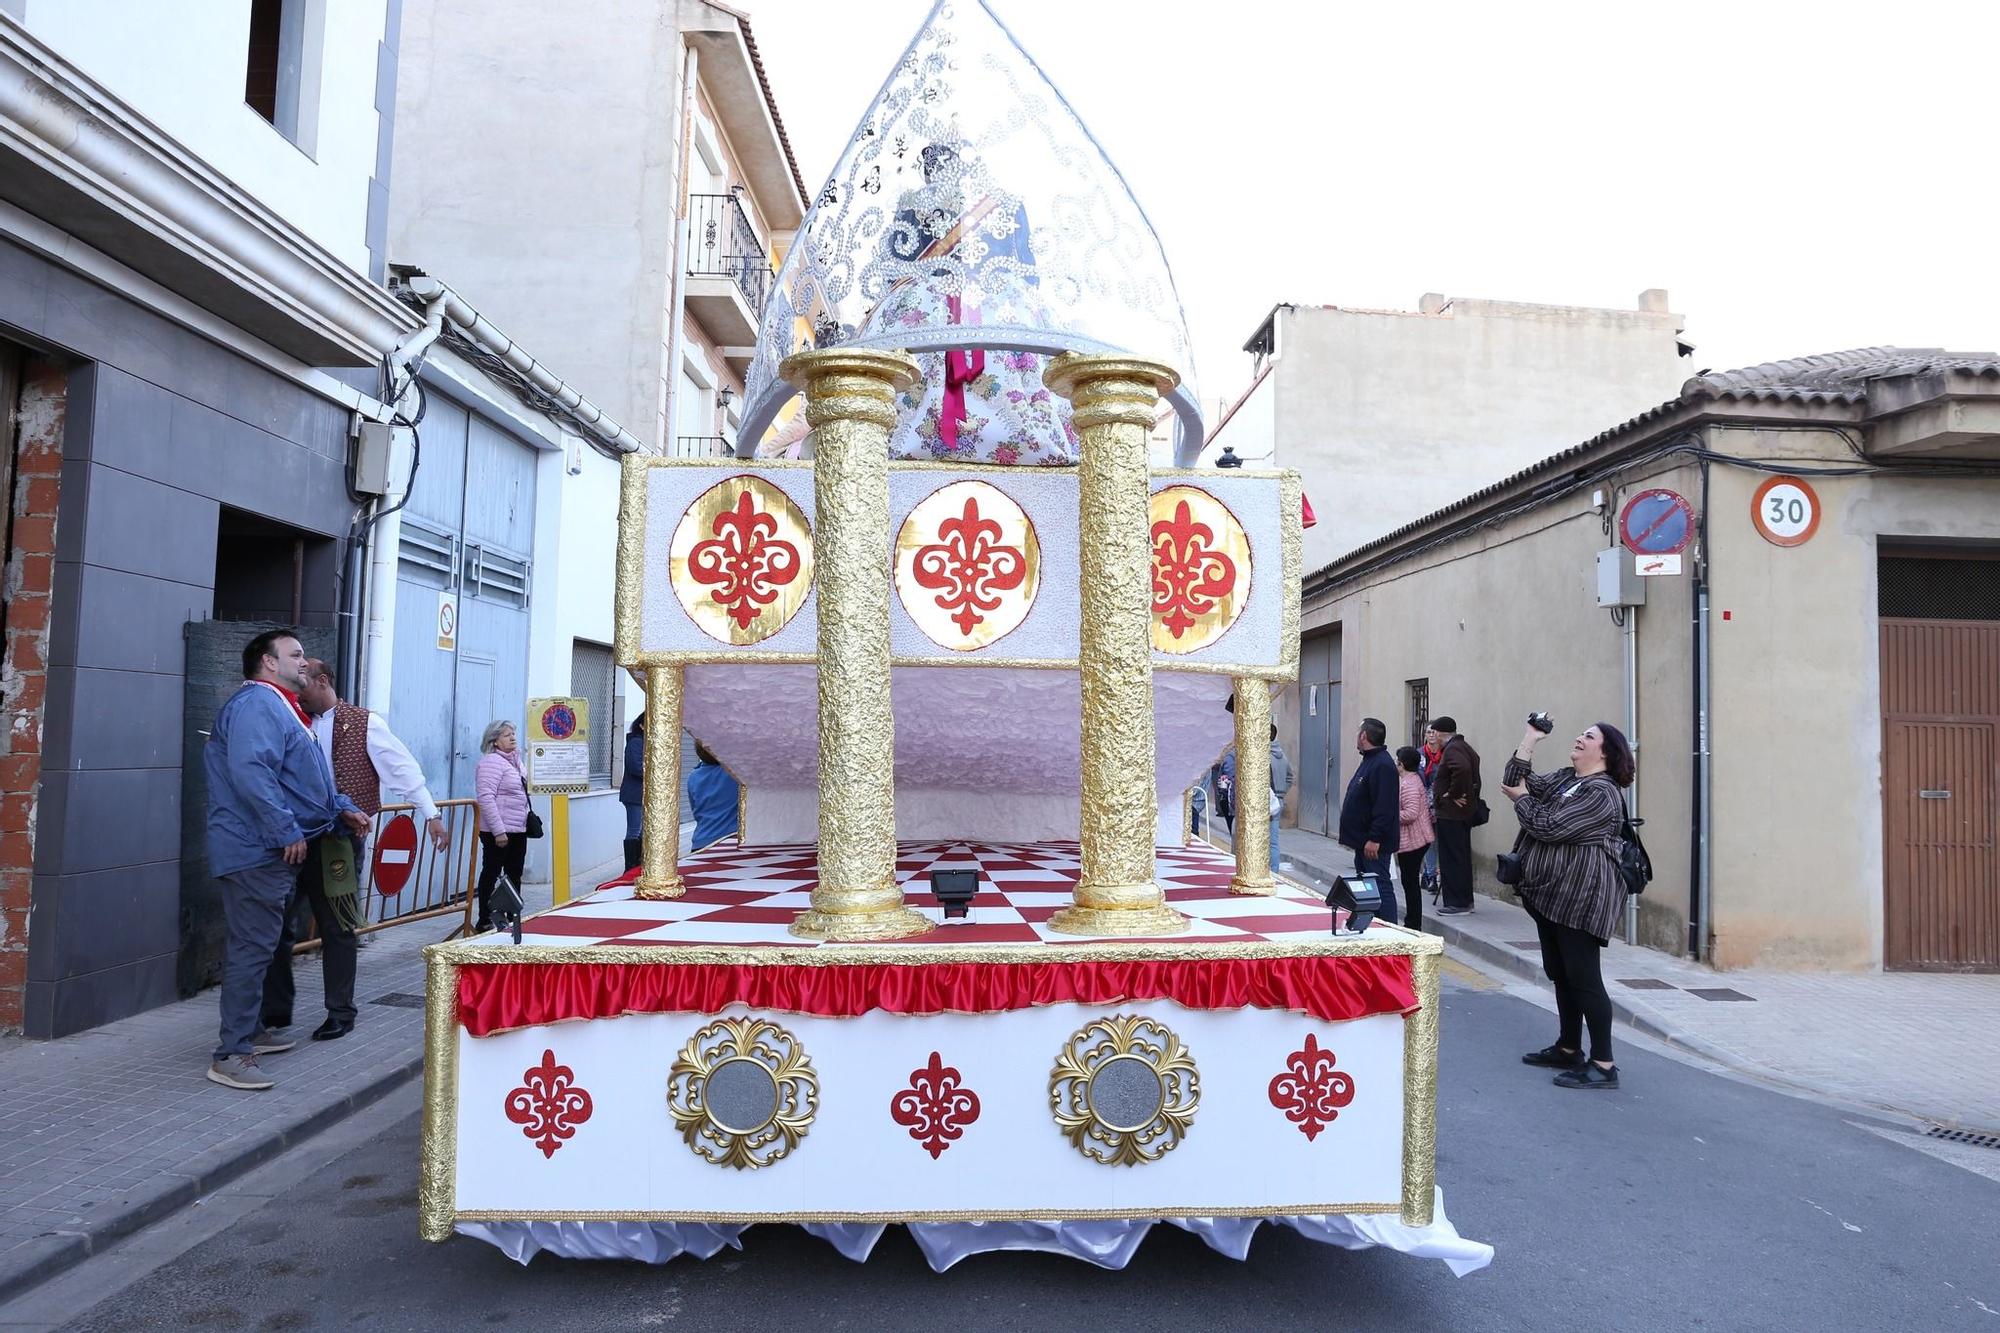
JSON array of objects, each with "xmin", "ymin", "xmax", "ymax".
[{"xmin": 1596, "ymin": 547, "xmax": 1646, "ymax": 608}]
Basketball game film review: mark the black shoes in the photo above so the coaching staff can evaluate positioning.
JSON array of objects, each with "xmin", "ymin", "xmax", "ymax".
[
  {"xmin": 1436, "ymin": 906, "xmax": 1471, "ymax": 916},
  {"xmin": 1522, "ymin": 1044, "xmax": 1587, "ymax": 1070},
  {"xmin": 312, "ymin": 1017, "xmax": 354, "ymax": 1042},
  {"xmin": 1553, "ymin": 1063, "xmax": 1619, "ymax": 1090}
]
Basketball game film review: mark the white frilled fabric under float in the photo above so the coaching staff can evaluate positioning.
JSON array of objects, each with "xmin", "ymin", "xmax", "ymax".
[
  {"xmin": 461, "ymin": 1198, "xmax": 1492, "ymax": 1275},
  {"xmin": 419, "ymin": 0, "xmax": 1492, "ymax": 1279}
]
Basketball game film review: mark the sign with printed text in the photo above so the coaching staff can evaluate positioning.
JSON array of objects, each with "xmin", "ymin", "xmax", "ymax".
[
  {"xmin": 1751, "ymin": 476, "xmax": 1821, "ymax": 547},
  {"xmin": 1635, "ymin": 552, "xmax": 1682, "ymax": 577},
  {"xmin": 526, "ymin": 697, "xmax": 590, "ymax": 792},
  {"xmin": 1619, "ymin": 488, "xmax": 1695, "ymax": 555},
  {"xmin": 436, "ymin": 592, "xmax": 458, "ymax": 651}
]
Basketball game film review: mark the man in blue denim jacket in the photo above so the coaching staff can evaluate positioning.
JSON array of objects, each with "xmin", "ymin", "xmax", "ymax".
[{"xmin": 204, "ymin": 629, "xmax": 365, "ymax": 1090}]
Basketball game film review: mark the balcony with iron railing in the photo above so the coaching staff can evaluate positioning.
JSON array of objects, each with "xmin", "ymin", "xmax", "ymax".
[
  {"xmin": 686, "ymin": 192, "xmax": 773, "ymax": 348},
  {"xmin": 673, "ymin": 435, "xmax": 733, "ymax": 459}
]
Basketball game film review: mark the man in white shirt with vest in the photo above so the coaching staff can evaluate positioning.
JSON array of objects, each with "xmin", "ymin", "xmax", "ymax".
[{"xmin": 262, "ymin": 659, "xmax": 449, "ymax": 1041}]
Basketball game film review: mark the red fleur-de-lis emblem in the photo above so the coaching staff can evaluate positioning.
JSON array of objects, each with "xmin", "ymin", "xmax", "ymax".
[
  {"xmin": 1266, "ymin": 1034, "xmax": 1355, "ymax": 1142},
  {"xmin": 911, "ymin": 497, "xmax": 1028, "ymax": 637},
  {"xmin": 504, "ymin": 1048, "xmax": 594, "ymax": 1159},
  {"xmin": 688, "ymin": 491, "xmax": 804, "ymax": 630},
  {"xmin": 889, "ymin": 1051, "xmax": 981, "ymax": 1158},
  {"xmin": 1152, "ymin": 499, "xmax": 1237, "ymax": 639}
]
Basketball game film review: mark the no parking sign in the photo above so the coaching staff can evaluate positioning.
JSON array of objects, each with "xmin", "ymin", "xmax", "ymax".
[{"xmin": 1619, "ymin": 489, "xmax": 1695, "ymax": 556}]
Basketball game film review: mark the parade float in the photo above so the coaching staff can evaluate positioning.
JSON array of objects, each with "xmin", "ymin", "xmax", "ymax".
[{"xmin": 417, "ymin": 0, "xmax": 1489, "ymax": 1274}]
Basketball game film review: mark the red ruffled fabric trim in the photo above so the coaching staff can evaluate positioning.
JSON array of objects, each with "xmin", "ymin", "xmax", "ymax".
[{"xmin": 457, "ymin": 956, "xmax": 1418, "ymax": 1037}]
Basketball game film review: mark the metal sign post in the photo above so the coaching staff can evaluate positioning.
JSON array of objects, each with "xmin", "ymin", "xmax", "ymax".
[{"xmin": 526, "ymin": 696, "xmax": 590, "ymax": 904}]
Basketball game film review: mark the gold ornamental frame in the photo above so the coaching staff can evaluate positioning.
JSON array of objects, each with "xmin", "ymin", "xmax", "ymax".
[
  {"xmin": 1048, "ymin": 1013, "xmax": 1200, "ymax": 1166},
  {"xmin": 667, "ymin": 1016, "xmax": 820, "ymax": 1170}
]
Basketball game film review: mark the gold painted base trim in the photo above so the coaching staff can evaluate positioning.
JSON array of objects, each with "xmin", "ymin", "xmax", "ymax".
[
  {"xmin": 633, "ymin": 874, "xmax": 685, "ymax": 900},
  {"xmin": 1044, "ymin": 902, "xmax": 1191, "ymax": 937},
  {"xmin": 789, "ymin": 906, "xmax": 936, "ymax": 941},
  {"xmin": 1227, "ymin": 876, "xmax": 1279, "ymax": 897},
  {"xmin": 454, "ymin": 1201, "xmax": 1403, "ymax": 1226}
]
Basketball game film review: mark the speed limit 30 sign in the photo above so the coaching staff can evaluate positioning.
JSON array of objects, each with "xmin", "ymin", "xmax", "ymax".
[{"xmin": 1751, "ymin": 475, "xmax": 1821, "ymax": 547}]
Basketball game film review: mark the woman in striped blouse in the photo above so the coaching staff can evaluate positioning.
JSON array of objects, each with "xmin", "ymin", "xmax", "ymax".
[{"xmin": 1500, "ymin": 720, "xmax": 1635, "ymax": 1090}]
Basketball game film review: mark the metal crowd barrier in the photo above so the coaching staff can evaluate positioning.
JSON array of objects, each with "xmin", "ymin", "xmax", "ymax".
[{"xmin": 293, "ymin": 798, "xmax": 481, "ymax": 950}]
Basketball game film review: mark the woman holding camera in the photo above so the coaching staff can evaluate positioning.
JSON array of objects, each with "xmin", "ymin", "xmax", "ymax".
[{"xmin": 1499, "ymin": 719, "xmax": 1635, "ymax": 1090}]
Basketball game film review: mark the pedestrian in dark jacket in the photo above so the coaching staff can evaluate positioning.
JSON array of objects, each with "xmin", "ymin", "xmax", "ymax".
[
  {"xmin": 1428, "ymin": 717, "xmax": 1481, "ymax": 915},
  {"xmin": 1337, "ymin": 717, "xmax": 1401, "ymax": 928},
  {"xmin": 1503, "ymin": 720, "xmax": 1635, "ymax": 1091},
  {"xmin": 619, "ymin": 713, "xmax": 645, "ymax": 871}
]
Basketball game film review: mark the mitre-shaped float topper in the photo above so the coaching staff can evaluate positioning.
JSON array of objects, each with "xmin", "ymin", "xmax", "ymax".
[{"xmin": 739, "ymin": 0, "xmax": 1203, "ymax": 467}]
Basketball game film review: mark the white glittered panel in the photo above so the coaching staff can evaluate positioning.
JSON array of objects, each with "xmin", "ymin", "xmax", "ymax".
[
  {"xmin": 684, "ymin": 664, "xmax": 817, "ymax": 792},
  {"xmin": 640, "ymin": 467, "xmax": 820, "ymax": 656},
  {"xmin": 888, "ymin": 469, "xmax": 1081, "ymax": 662},
  {"xmin": 1149, "ymin": 474, "xmax": 1283, "ymax": 669},
  {"xmin": 455, "ymin": 1003, "xmax": 1406, "ymax": 1217}
]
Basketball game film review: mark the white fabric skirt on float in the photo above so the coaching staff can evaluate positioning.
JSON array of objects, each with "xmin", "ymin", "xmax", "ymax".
[{"xmin": 457, "ymin": 1190, "xmax": 1492, "ymax": 1276}]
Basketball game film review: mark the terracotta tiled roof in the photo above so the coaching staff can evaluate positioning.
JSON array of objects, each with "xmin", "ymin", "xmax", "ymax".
[{"xmin": 1682, "ymin": 347, "xmax": 2000, "ymax": 404}]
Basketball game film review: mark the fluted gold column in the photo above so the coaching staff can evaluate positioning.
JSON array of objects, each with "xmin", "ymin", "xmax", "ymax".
[
  {"xmin": 783, "ymin": 348, "xmax": 932, "ymax": 941},
  {"xmin": 1045, "ymin": 354, "xmax": 1188, "ymax": 937},
  {"xmin": 1229, "ymin": 678, "xmax": 1278, "ymax": 895},
  {"xmin": 1401, "ymin": 948, "xmax": 1441, "ymax": 1226},
  {"xmin": 634, "ymin": 665, "xmax": 685, "ymax": 899}
]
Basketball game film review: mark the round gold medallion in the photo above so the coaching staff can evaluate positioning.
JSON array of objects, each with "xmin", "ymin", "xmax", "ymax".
[
  {"xmin": 1148, "ymin": 484, "xmax": 1250, "ymax": 654},
  {"xmin": 667, "ymin": 1016, "xmax": 818, "ymax": 1169},
  {"xmin": 668, "ymin": 474, "xmax": 814, "ymax": 646},
  {"xmin": 1048, "ymin": 1014, "xmax": 1199, "ymax": 1166},
  {"xmin": 894, "ymin": 480, "xmax": 1041, "ymax": 651}
]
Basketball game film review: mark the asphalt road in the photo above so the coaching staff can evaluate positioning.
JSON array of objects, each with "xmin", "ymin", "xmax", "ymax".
[{"xmin": 43, "ymin": 974, "xmax": 2000, "ymax": 1332}]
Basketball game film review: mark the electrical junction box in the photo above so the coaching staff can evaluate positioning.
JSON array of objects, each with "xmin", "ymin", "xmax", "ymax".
[
  {"xmin": 352, "ymin": 420, "xmax": 394, "ymax": 495},
  {"xmin": 1596, "ymin": 547, "xmax": 1646, "ymax": 607}
]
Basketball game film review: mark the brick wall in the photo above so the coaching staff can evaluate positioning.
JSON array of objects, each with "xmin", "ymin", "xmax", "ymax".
[{"xmin": 0, "ymin": 360, "xmax": 65, "ymax": 1031}]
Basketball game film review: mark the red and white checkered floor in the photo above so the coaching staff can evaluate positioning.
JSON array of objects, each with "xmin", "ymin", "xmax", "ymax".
[{"xmin": 514, "ymin": 841, "xmax": 1347, "ymax": 948}]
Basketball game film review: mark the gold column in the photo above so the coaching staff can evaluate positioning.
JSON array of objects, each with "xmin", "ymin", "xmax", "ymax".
[
  {"xmin": 417, "ymin": 946, "xmax": 460, "ymax": 1242},
  {"xmin": 1401, "ymin": 947, "xmax": 1442, "ymax": 1226},
  {"xmin": 1045, "ymin": 354, "xmax": 1188, "ymax": 937},
  {"xmin": 634, "ymin": 666, "xmax": 685, "ymax": 899},
  {"xmin": 1228, "ymin": 678, "xmax": 1278, "ymax": 894},
  {"xmin": 783, "ymin": 348, "xmax": 932, "ymax": 942}
]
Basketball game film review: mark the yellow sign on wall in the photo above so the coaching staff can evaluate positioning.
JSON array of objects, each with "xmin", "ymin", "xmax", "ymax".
[{"xmin": 525, "ymin": 696, "xmax": 590, "ymax": 793}]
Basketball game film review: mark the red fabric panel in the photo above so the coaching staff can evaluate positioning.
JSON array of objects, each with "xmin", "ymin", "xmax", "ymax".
[{"xmin": 457, "ymin": 955, "xmax": 1418, "ymax": 1037}]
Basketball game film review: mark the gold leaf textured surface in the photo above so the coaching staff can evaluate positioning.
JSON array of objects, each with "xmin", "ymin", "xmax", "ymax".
[
  {"xmin": 635, "ymin": 666, "xmax": 685, "ymax": 899},
  {"xmin": 1228, "ymin": 679, "xmax": 1277, "ymax": 895},
  {"xmin": 782, "ymin": 349, "xmax": 933, "ymax": 941},
  {"xmin": 1043, "ymin": 355, "xmax": 1187, "ymax": 937}
]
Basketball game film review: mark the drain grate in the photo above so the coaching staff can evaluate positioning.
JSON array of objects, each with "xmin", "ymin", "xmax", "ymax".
[
  {"xmin": 1926, "ymin": 1126, "xmax": 2000, "ymax": 1150},
  {"xmin": 371, "ymin": 992, "xmax": 427, "ymax": 1009},
  {"xmin": 1686, "ymin": 987, "xmax": 1756, "ymax": 1002},
  {"xmin": 1617, "ymin": 978, "xmax": 1676, "ymax": 990}
]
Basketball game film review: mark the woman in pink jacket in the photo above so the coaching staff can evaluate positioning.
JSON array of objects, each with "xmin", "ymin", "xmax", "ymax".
[
  {"xmin": 473, "ymin": 720, "xmax": 532, "ymax": 931},
  {"xmin": 1394, "ymin": 746, "xmax": 1436, "ymax": 930}
]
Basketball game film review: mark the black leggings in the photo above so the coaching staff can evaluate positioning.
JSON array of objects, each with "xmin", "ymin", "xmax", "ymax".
[
  {"xmin": 1528, "ymin": 903, "xmax": 1614, "ymax": 1063},
  {"xmin": 476, "ymin": 831, "xmax": 528, "ymax": 926},
  {"xmin": 1395, "ymin": 847, "xmax": 1427, "ymax": 931}
]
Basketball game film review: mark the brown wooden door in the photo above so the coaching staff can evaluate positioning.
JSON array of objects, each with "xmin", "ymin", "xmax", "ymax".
[{"xmin": 1880, "ymin": 620, "xmax": 2000, "ymax": 971}]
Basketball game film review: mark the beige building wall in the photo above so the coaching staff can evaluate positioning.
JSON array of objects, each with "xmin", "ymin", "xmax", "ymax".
[
  {"xmin": 1703, "ymin": 427, "xmax": 2000, "ymax": 968},
  {"xmin": 389, "ymin": 0, "xmax": 684, "ymax": 449},
  {"xmin": 1252, "ymin": 295, "xmax": 1689, "ymax": 572}
]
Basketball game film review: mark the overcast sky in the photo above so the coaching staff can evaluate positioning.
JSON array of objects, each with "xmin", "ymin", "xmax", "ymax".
[{"xmin": 744, "ymin": 0, "xmax": 1999, "ymax": 417}]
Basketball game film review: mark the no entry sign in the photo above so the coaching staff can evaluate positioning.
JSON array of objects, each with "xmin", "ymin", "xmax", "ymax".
[
  {"xmin": 372, "ymin": 813, "xmax": 419, "ymax": 897},
  {"xmin": 1619, "ymin": 489, "xmax": 1695, "ymax": 556}
]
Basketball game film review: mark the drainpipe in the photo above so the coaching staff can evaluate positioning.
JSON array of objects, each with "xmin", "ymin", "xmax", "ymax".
[
  {"xmin": 1689, "ymin": 457, "xmax": 1714, "ymax": 960},
  {"xmin": 665, "ymin": 41, "xmax": 700, "ymax": 458},
  {"xmin": 352, "ymin": 291, "xmax": 448, "ymax": 709}
]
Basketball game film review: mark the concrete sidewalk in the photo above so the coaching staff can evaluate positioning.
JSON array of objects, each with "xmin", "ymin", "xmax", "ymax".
[
  {"xmin": 1269, "ymin": 823, "xmax": 2000, "ymax": 1133},
  {"xmin": 0, "ymin": 858, "xmax": 618, "ymax": 1305}
]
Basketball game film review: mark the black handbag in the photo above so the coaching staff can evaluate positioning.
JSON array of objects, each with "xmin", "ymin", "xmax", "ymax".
[{"xmin": 519, "ymin": 773, "xmax": 545, "ymax": 839}]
